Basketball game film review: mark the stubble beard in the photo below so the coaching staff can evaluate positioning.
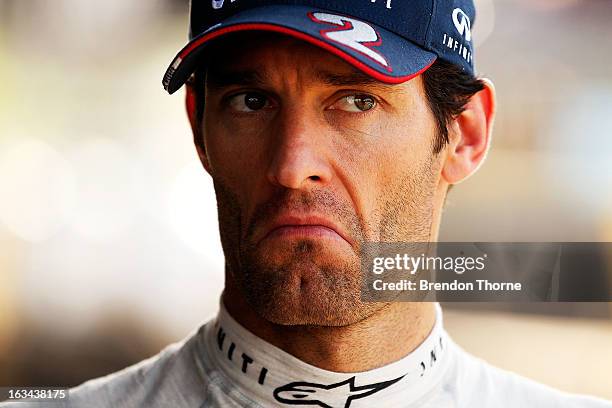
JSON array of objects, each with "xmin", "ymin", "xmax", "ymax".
[{"xmin": 212, "ymin": 160, "xmax": 438, "ymax": 327}]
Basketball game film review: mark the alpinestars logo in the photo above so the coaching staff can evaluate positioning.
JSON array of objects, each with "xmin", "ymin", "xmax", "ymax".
[{"xmin": 273, "ymin": 375, "xmax": 404, "ymax": 408}]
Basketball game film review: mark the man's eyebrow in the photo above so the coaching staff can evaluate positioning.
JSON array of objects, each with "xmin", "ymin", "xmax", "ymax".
[
  {"xmin": 316, "ymin": 70, "xmax": 399, "ymax": 92},
  {"xmin": 204, "ymin": 67, "xmax": 402, "ymax": 92},
  {"xmin": 205, "ymin": 69, "xmax": 269, "ymax": 88}
]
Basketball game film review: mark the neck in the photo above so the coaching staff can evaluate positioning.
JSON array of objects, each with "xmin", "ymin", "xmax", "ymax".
[{"xmin": 222, "ymin": 282, "xmax": 436, "ymax": 373}]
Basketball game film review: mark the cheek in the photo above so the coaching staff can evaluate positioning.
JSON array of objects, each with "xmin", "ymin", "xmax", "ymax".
[
  {"xmin": 353, "ymin": 107, "xmax": 439, "ymax": 239},
  {"xmin": 380, "ymin": 96, "xmax": 438, "ymax": 180},
  {"xmin": 203, "ymin": 116, "xmax": 269, "ymax": 201},
  {"xmin": 379, "ymin": 117, "xmax": 436, "ymax": 181}
]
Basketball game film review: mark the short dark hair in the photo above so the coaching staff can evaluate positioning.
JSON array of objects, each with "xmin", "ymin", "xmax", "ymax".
[
  {"xmin": 191, "ymin": 58, "xmax": 484, "ymax": 154},
  {"xmin": 422, "ymin": 59, "xmax": 485, "ymax": 154}
]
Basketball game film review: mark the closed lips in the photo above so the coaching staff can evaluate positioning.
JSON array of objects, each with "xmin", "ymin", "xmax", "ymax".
[{"xmin": 259, "ymin": 215, "xmax": 352, "ymax": 246}]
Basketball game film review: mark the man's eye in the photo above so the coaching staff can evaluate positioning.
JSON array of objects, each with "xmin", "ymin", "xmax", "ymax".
[
  {"xmin": 330, "ymin": 94, "xmax": 377, "ymax": 113},
  {"xmin": 228, "ymin": 92, "xmax": 270, "ymax": 112}
]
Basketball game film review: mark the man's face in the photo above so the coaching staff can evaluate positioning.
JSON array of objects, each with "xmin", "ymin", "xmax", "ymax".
[{"xmin": 198, "ymin": 33, "xmax": 445, "ymax": 326}]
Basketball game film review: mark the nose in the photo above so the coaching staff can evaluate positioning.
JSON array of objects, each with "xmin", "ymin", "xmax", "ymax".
[{"xmin": 266, "ymin": 107, "xmax": 333, "ymax": 189}]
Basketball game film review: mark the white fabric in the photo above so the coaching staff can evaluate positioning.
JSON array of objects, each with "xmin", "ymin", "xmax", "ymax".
[
  {"xmin": 206, "ymin": 302, "xmax": 449, "ymax": 407},
  {"xmin": 2, "ymin": 304, "xmax": 610, "ymax": 408}
]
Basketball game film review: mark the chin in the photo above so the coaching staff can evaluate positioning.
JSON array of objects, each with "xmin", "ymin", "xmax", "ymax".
[
  {"xmin": 256, "ymin": 291, "xmax": 381, "ymax": 327},
  {"xmin": 239, "ymin": 239, "xmax": 381, "ymax": 326}
]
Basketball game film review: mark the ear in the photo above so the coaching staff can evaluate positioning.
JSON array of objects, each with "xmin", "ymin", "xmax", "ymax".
[
  {"xmin": 441, "ymin": 79, "xmax": 496, "ymax": 184},
  {"xmin": 186, "ymin": 82, "xmax": 212, "ymax": 174}
]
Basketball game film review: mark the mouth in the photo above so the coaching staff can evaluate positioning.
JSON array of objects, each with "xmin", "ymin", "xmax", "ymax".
[{"xmin": 258, "ymin": 214, "xmax": 352, "ymax": 247}]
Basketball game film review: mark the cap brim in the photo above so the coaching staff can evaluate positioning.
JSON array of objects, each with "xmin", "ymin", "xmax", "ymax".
[{"xmin": 163, "ymin": 5, "xmax": 437, "ymax": 94}]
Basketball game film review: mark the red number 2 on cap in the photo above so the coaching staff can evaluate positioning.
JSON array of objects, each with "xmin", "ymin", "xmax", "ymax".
[{"xmin": 309, "ymin": 12, "xmax": 390, "ymax": 70}]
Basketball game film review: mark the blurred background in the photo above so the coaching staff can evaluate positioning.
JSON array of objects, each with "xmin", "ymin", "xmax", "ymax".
[{"xmin": 1, "ymin": 0, "xmax": 611, "ymax": 400}]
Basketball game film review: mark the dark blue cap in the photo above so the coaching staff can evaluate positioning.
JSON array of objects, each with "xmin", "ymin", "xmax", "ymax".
[{"xmin": 163, "ymin": 0, "xmax": 477, "ymax": 94}]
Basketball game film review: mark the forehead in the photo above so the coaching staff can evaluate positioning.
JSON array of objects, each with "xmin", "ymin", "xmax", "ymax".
[
  {"xmin": 202, "ymin": 31, "xmax": 421, "ymax": 93},
  {"xmin": 206, "ymin": 31, "xmax": 359, "ymax": 75}
]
